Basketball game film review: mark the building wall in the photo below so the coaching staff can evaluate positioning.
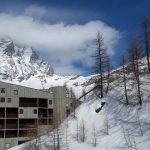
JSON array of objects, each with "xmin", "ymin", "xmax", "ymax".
[
  {"xmin": 0, "ymin": 81, "xmax": 53, "ymax": 108},
  {"xmin": 0, "ymin": 81, "xmax": 54, "ymax": 150},
  {"xmin": 50, "ymin": 86, "xmax": 69, "ymax": 126},
  {"xmin": 0, "ymin": 82, "xmax": 79, "ymax": 150},
  {"xmin": 0, "ymin": 138, "xmax": 18, "ymax": 150},
  {"xmin": 19, "ymin": 107, "xmax": 38, "ymax": 119},
  {"xmin": 49, "ymin": 86, "xmax": 80, "ymax": 126}
]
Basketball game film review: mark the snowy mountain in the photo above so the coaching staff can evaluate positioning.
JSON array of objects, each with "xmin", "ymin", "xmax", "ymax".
[
  {"xmin": 0, "ymin": 39, "xmax": 54, "ymax": 82},
  {"xmin": 0, "ymin": 39, "xmax": 96, "ymax": 98},
  {"xmin": 9, "ymin": 55, "xmax": 150, "ymax": 150}
]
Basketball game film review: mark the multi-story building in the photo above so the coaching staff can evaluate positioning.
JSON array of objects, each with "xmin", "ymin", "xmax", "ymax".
[{"xmin": 0, "ymin": 81, "xmax": 77, "ymax": 150}]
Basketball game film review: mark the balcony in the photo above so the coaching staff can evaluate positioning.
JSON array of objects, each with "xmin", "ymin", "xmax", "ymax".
[
  {"xmin": 38, "ymin": 119, "xmax": 47, "ymax": 125},
  {"xmin": 0, "ymin": 108, "xmax": 5, "ymax": 118},
  {"xmin": 19, "ymin": 119, "xmax": 37, "ymax": 129},
  {"xmin": 0, "ymin": 119, "xmax": 4, "ymax": 129},
  {"xmin": 6, "ymin": 108, "xmax": 18, "ymax": 118},
  {"xmin": 0, "ymin": 131, "xmax": 4, "ymax": 138},
  {"xmin": 38, "ymin": 99, "xmax": 48, "ymax": 107},
  {"xmin": 48, "ymin": 109, "xmax": 53, "ymax": 118},
  {"xmin": 19, "ymin": 98, "xmax": 37, "ymax": 107},
  {"xmin": 38, "ymin": 109, "xmax": 47, "ymax": 118},
  {"xmin": 5, "ymin": 130, "xmax": 18, "ymax": 138},
  {"xmin": 6, "ymin": 119, "xmax": 18, "ymax": 129},
  {"xmin": 19, "ymin": 129, "xmax": 37, "ymax": 137}
]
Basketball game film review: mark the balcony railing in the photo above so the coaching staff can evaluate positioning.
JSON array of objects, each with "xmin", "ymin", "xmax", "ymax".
[
  {"xmin": 6, "ymin": 113, "xmax": 18, "ymax": 118},
  {"xmin": 19, "ymin": 124, "xmax": 37, "ymax": 129},
  {"xmin": 0, "ymin": 114, "xmax": 5, "ymax": 118},
  {"xmin": 6, "ymin": 124, "xmax": 18, "ymax": 129},
  {"xmin": 0, "ymin": 124, "xmax": 4, "ymax": 129}
]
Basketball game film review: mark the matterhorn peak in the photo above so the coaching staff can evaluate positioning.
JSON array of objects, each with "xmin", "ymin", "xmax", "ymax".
[
  {"xmin": 0, "ymin": 39, "xmax": 54, "ymax": 82},
  {"xmin": 0, "ymin": 39, "xmax": 15, "ymax": 56}
]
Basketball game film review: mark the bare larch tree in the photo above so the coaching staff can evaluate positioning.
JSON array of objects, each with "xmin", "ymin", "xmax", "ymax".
[
  {"xmin": 122, "ymin": 55, "xmax": 129, "ymax": 105},
  {"xmin": 128, "ymin": 36, "xmax": 142, "ymax": 105},
  {"xmin": 92, "ymin": 31, "xmax": 108, "ymax": 98},
  {"xmin": 142, "ymin": 17, "xmax": 150, "ymax": 73}
]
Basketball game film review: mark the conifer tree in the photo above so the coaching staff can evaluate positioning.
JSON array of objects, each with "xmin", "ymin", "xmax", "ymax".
[
  {"xmin": 142, "ymin": 17, "xmax": 150, "ymax": 73},
  {"xmin": 122, "ymin": 55, "xmax": 129, "ymax": 105},
  {"xmin": 92, "ymin": 31, "xmax": 108, "ymax": 98},
  {"xmin": 128, "ymin": 36, "xmax": 142, "ymax": 105}
]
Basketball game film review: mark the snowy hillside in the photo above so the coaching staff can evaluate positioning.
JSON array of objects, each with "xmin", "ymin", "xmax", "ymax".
[{"xmin": 9, "ymin": 57, "xmax": 150, "ymax": 150}]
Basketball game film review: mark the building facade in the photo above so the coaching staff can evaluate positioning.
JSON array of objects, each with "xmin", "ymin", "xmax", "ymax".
[{"xmin": 0, "ymin": 81, "xmax": 76, "ymax": 150}]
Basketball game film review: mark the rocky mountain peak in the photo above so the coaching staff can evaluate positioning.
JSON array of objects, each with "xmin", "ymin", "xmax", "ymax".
[
  {"xmin": 0, "ymin": 39, "xmax": 54, "ymax": 82},
  {"xmin": 0, "ymin": 39, "xmax": 15, "ymax": 56}
]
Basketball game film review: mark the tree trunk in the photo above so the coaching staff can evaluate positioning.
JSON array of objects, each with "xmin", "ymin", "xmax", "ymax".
[
  {"xmin": 143, "ymin": 18, "xmax": 150, "ymax": 73},
  {"xmin": 123, "ymin": 55, "xmax": 129, "ymax": 105}
]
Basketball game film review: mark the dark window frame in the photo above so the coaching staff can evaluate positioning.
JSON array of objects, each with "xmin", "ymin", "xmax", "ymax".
[
  {"xmin": 7, "ymin": 98, "xmax": 11, "ymax": 103},
  {"xmin": 14, "ymin": 90, "xmax": 18, "ymax": 95},
  {"xmin": 5, "ymin": 143, "xmax": 11, "ymax": 149},
  {"xmin": 33, "ymin": 109, "xmax": 37, "ymax": 114},
  {"xmin": 1, "ymin": 88, "xmax": 5, "ymax": 94},
  {"xmin": 49, "ymin": 100, "xmax": 52, "ymax": 105},
  {"xmin": 20, "ymin": 109, "xmax": 23, "ymax": 114},
  {"xmin": 0, "ymin": 97, "xmax": 5, "ymax": 103}
]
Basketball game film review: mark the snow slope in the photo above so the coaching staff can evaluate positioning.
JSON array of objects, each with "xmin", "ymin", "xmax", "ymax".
[{"xmin": 9, "ymin": 57, "xmax": 150, "ymax": 150}]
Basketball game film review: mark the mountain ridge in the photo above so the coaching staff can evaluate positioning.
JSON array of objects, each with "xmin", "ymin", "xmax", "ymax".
[
  {"xmin": 0, "ymin": 39, "xmax": 96, "ymax": 99},
  {"xmin": 0, "ymin": 39, "xmax": 54, "ymax": 82}
]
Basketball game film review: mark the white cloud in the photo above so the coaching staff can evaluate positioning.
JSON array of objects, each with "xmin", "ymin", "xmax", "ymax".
[
  {"xmin": 24, "ymin": 5, "xmax": 47, "ymax": 18},
  {"xmin": 23, "ymin": 5, "xmax": 101, "ymax": 23},
  {"xmin": 0, "ymin": 13, "xmax": 121, "ymax": 75}
]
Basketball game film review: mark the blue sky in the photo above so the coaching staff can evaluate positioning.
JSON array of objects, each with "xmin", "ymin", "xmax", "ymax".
[{"xmin": 0, "ymin": 0, "xmax": 149, "ymax": 75}]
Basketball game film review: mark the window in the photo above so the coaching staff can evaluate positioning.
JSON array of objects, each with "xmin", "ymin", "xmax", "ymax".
[
  {"xmin": 49, "ymin": 100, "xmax": 52, "ymax": 105},
  {"xmin": 0, "ymin": 97, "xmax": 5, "ymax": 102},
  {"xmin": 33, "ymin": 109, "xmax": 37, "ymax": 114},
  {"xmin": 1, "ymin": 88, "xmax": 5, "ymax": 94},
  {"xmin": 67, "ymin": 109, "xmax": 70, "ymax": 116},
  {"xmin": 5, "ymin": 143, "xmax": 11, "ymax": 149},
  {"xmin": 14, "ymin": 90, "xmax": 18, "ymax": 95},
  {"xmin": 66, "ymin": 94, "xmax": 69, "ymax": 97},
  {"xmin": 7, "ymin": 98, "xmax": 11, "ymax": 103},
  {"xmin": 49, "ymin": 119, "xmax": 53, "ymax": 125},
  {"xmin": 20, "ymin": 109, "xmax": 23, "ymax": 114},
  {"xmin": 70, "ymin": 102, "xmax": 73, "ymax": 107}
]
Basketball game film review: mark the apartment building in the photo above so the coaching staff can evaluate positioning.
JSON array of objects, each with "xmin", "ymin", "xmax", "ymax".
[
  {"xmin": 0, "ymin": 81, "xmax": 76, "ymax": 150},
  {"xmin": 50, "ymin": 86, "xmax": 81, "ymax": 126}
]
